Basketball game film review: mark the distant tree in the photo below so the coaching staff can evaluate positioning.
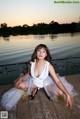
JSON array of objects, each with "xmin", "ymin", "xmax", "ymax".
[
  {"xmin": 49, "ymin": 21, "xmax": 59, "ymax": 25},
  {"xmin": 23, "ymin": 24, "xmax": 29, "ymax": 28},
  {"xmin": 13, "ymin": 25, "xmax": 21, "ymax": 28},
  {"xmin": 1, "ymin": 23, "xmax": 7, "ymax": 28},
  {"xmin": 49, "ymin": 21, "xmax": 54, "ymax": 24},
  {"xmin": 76, "ymin": 17, "xmax": 80, "ymax": 31},
  {"xmin": 33, "ymin": 24, "xmax": 37, "ymax": 27},
  {"xmin": 79, "ymin": 17, "xmax": 80, "ymax": 23}
]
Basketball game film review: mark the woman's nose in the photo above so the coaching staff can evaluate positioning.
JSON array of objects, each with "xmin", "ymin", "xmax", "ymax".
[{"xmin": 40, "ymin": 51, "xmax": 42, "ymax": 54}]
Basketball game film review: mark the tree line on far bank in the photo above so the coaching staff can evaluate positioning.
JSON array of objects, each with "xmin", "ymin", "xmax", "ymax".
[{"xmin": 0, "ymin": 21, "xmax": 80, "ymax": 36}]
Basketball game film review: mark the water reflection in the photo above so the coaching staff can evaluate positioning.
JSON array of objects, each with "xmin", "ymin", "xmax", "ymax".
[
  {"xmin": 33, "ymin": 34, "xmax": 46, "ymax": 40},
  {"xmin": 0, "ymin": 33, "xmax": 80, "ymax": 65},
  {"xmin": 3, "ymin": 37, "xmax": 10, "ymax": 41},
  {"xmin": 70, "ymin": 32, "xmax": 80, "ymax": 37},
  {"xmin": 49, "ymin": 34, "xmax": 58, "ymax": 41}
]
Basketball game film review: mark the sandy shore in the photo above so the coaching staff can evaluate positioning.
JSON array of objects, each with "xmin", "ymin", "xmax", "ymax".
[{"xmin": 65, "ymin": 74, "xmax": 80, "ymax": 94}]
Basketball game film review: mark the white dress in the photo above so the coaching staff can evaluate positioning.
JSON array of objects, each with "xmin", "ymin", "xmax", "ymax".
[
  {"xmin": 29, "ymin": 60, "xmax": 78, "ymax": 98},
  {"xmin": 0, "ymin": 60, "xmax": 78, "ymax": 111}
]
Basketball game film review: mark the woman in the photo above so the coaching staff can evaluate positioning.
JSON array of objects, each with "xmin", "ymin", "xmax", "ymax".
[{"xmin": 0, "ymin": 44, "xmax": 77, "ymax": 110}]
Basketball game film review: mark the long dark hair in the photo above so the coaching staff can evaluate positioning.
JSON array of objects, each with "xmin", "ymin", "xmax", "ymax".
[{"xmin": 30, "ymin": 44, "xmax": 52, "ymax": 62}]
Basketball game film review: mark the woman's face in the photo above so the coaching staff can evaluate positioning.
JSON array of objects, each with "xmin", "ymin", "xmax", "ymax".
[{"xmin": 36, "ymin": 48, "xmax": 47, "ymax": 60}]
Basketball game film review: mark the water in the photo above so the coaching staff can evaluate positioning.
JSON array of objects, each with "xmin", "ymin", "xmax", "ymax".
[
  {"xmin": 0, "ymin": 33, "xmax": 80, "ymax": 85},
  {"xmin": 0, "ymin": 33, "xmax": 80, "ymax": 65}
]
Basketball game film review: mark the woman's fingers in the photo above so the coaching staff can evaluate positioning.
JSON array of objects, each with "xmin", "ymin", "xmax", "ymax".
[{"xmin": 66, "ymin": 94, "xmax": 73, "ymax": 109}]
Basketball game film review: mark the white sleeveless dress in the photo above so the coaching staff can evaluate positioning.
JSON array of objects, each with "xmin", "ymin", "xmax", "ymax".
[
  {"xmin": 30, "ymin": 60, "xmax": 50, "ymax": 88},
  {"xmin": 28, "ymin": 60, "xmax": 78, "ymax": 98},
  {"xmin": 0, "ymin": 60, "xmax": 78, "ymax": 111}
]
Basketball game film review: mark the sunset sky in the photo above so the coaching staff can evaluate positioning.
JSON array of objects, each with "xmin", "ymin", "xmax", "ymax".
[{"xmin": 0, "ymin": 0, "xmax": 80, "ymax": 27}]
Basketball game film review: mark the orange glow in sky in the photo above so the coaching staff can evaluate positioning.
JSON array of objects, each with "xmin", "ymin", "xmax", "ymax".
[{"xmin": 0, "ymin": 0, "xmax": 80, "ymax": 26}]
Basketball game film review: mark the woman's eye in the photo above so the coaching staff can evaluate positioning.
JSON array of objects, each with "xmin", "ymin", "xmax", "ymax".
[
  {"xmin": 37, "ymin": 50, "xmax": 40, "ymax": 52},
  {"xmin": 37, "ymin": 49, "xmax": 46, "ymax": 53}
]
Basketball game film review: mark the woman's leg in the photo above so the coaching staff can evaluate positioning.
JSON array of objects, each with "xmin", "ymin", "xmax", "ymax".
[
  {"xmin": 15, "ymin": 79, "xmax": 38, "ymax": 94},
  {"xmin": 31, "ymin": 87, "xmax": 38, "ymax": 96},
  {"xmin": 44, "ymin": 83, "xmax": 64, "ymax": 99},
  {"xmin": 44, "ymin": 76, "xmax": 64, "ymax": 98},
  {"xmin": 15, "ymin": 81, "xmax": 28, "ymax": 91},
  {"xmin": 29, "ymin": 87, "xmax": 38, "ymax": 100}
]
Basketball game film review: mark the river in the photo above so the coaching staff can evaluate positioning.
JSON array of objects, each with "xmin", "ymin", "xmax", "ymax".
[{"xmin": 0, "ymin": 33, "xmax": 80, "ymax": 65}]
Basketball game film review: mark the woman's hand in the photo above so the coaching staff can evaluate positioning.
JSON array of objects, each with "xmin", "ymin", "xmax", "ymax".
[
  {"xmin": 66, "ymin": 94, "xmax": 73, "ymax": 109},
  {"xmin": 15, "ymin": 77, "xmax": 23, "ymax": 88}
]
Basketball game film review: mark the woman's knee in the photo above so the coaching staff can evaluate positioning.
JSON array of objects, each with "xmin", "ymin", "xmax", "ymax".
[
  {"xmin": 18, "ymin": 82, "xmax": 27, "ymax": 90},
  {"xmin": 20, "ymin": 83, "xmax": 25, "ymax": 88}
]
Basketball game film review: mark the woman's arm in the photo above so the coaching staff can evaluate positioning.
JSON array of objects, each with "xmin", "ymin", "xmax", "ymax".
[
  {"xmin": 15, "ymin": 61, "xmax": 31, "ymax": 88},
  {"xmin": 15, "ymin": 71, "xmax": 30, "ymax": 88},
  {"xmin": 49, "ymin": 63, "xmax": 73, "ymax": 109}
]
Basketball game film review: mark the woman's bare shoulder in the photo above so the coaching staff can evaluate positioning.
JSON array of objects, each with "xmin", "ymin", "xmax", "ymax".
[{"xmin": 48, "ymin": 62, "xmax": 55, "ymax": 71}]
